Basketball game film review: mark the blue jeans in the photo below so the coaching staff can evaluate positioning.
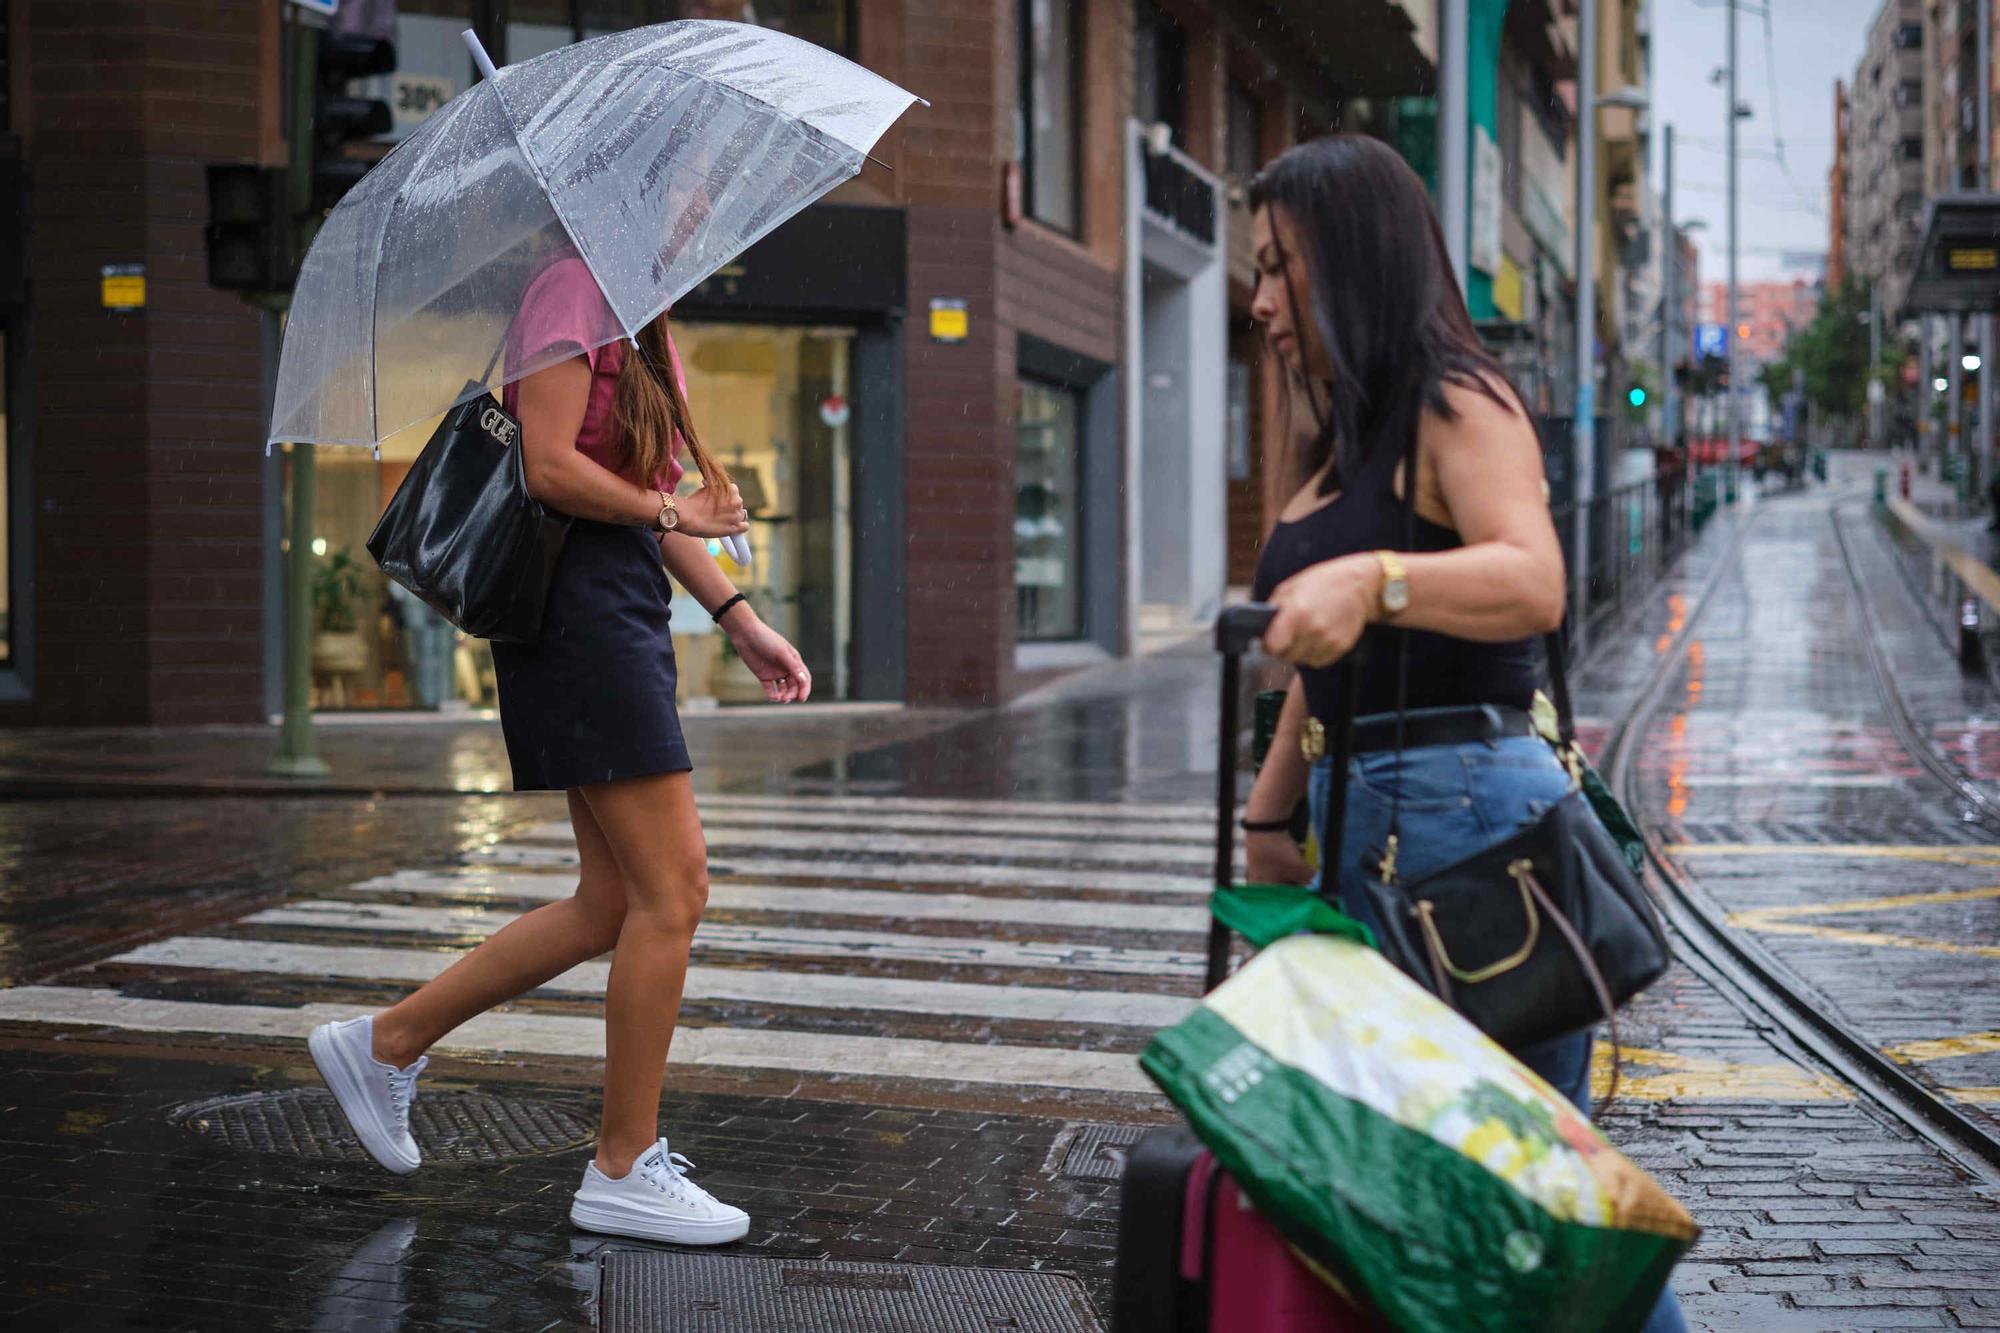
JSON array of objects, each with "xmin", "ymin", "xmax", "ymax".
[{"xmin": 1310, "ymin": 734, "xmax": 1689, "ymax": 1333}]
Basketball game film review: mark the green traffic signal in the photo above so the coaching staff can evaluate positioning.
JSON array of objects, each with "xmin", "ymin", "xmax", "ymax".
[{"xmin": 1628, "ymin": 386, "xmax": 1646, "ymax": 407}]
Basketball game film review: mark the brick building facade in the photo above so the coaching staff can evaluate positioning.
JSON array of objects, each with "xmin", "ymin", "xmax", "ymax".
[{"xmin": 0, "ymin": 0, "xmax": 1433, "ymax": 725}]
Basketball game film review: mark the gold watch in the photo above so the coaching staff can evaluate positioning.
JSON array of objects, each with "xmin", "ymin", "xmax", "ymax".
[
  {"xmin": 656, "ymin": 490, "xmax": 679, "ymax": 534},
  {"xmin": 1372, "ymin": 550, "xmax": 1408, "ymax": 620}
]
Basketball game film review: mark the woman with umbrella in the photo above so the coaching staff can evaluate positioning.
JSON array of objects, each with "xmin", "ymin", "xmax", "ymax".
[{"xmin": 277, "ymin": 23, "xmax": 923, "ymax": 1245}]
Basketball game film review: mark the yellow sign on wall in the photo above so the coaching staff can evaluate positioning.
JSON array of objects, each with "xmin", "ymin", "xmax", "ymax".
[
  {"xmin": 928, "ymin": 298, "xmax": 968, "ymax": 343},
  {"xmin": 1492, "ymin": 256, "xmax": 1524, "ymax": 322},
  {"xmin": 101, "ymin": 263, "xmax": 145, "ymax": 311}
]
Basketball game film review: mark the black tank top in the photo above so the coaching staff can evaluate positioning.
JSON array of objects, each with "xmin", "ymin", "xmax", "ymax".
[{"xmin": 1251, "ymin": 438, "xmax": 1537, "ymax": 725}]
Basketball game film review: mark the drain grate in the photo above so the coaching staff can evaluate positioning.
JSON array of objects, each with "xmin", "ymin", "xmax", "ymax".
[
  {"xmin": 599, "ymin": 1252, "xmax": 1102, "ymax": 1333},
  {"xmin": 169, "ymin": 1089, "xmax": 594, "ymax": 1164},
  {"xmin": 1058, "ymin": 1123, "xmax": 1146, "ymax": 1180}
]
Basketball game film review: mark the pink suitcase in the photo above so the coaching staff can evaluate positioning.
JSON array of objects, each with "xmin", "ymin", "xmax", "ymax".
[{"xmin": 1177, "ymin": 1150, "xmax": 1387, "ymax": 1332}]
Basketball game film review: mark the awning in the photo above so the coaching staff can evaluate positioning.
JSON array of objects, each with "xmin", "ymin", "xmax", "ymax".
[{"xmin": 1902, "ymin": 193, "xmax": 2000, "ymax": 318}]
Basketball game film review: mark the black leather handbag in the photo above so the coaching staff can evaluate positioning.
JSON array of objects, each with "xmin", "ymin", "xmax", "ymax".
[
  {"xmin": 366, "ymin": 382, "xmax": 571, "ymax": 643},
  {"xmin": 1320, "ymin": 428, "xmax": 1671, "ymax": 1059}
]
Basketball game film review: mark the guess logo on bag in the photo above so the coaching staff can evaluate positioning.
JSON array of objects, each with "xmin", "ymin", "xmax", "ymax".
[{"xmin": 480, "ymin": 406, "xmax": 519, "ymax": 448}]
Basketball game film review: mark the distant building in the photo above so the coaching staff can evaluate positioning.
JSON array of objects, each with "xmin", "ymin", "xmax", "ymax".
[
  {"xmin": 1829, "ymin": 79, "xmax": 1849, "ymax": 289},
  {"xmin": 1702, "ymin": 280, "xmax": 1821, "ymax": 371},
  {"xmin": 1845, "ymin": 0, "xmax": 1925, "ymax": 317}
]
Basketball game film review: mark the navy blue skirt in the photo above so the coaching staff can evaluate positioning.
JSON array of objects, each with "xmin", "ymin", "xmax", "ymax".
[{"xmin": 490, "ymin": 520, "xmax": 691, "ymax": 792}]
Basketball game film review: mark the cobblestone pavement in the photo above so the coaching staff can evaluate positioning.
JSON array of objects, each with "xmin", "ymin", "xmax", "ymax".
[{"xmin": 3, "ymin": 456, "xmax": 2000, "ymax": 1330}]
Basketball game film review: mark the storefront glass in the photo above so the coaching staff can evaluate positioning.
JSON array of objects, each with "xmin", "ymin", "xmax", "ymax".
[
  {"xmin": 0, "ymin": 330, "xmax": 9, "ymax": 665},
  {"xmin": 674, "ymin": 321, "xmax": 856, "ymax": 702},
  {"xmin": 1015, "ymin": 378, "xmax": 1083, "ymax": 641},
  {"xmin": 299, "ymin": 321, "xmax": 855, "ymax": 711}
]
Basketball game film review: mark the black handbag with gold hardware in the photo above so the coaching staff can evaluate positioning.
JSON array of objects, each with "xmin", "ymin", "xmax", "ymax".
[
  {"xmin": 1320, "ymin": 427, "xmax": 1670, "ymax": 1058},
  {"xmin": 366, "ymin": 382, "xmax": 571, "ymax": 643}
]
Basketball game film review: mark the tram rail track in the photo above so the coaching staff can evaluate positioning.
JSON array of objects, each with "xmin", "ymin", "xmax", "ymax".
[{"xmin": 1597, "ymin": 485, "xmax": 2000, "ymax": 1186}]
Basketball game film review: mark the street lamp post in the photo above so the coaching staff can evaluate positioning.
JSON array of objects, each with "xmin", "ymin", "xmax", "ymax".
[{"xmin": 1572, "ymin": 43, "xmax": 1650, "ymax": 637}]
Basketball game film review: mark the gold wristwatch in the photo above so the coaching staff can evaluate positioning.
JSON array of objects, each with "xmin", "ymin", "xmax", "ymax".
[
  {"xmin": 1372, "ymin": 550, "xmax": 1408, "ymax": 620},
  {"xmin": 656, "ymin": 490, "xmax": 679, "ymax": 534}
]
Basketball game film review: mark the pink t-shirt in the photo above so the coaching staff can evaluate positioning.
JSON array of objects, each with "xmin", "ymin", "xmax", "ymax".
[{"xmin": 502, "ymin": 256, "xmax": 686, "ymax": 494}]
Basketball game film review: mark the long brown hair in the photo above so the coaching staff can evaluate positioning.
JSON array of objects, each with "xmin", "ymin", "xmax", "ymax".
[
  {"xmin": 1248, "ymin": 135, "xmax": 1519, "ymax": 498},
  {"xmin": 612, "ymin": 314, "xmax": 732, "ymax": 493}
]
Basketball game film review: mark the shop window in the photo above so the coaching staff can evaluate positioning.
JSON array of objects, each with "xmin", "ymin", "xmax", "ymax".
[
  {"xmin": 1016, "ymin": 0, "xmax": 1081, "ymax": 232},
  {"xmin": 1015, "ymin": 379, "xmax": 1084, "ymax": 643},
  {"xmin": 1134, "ymin": 1, "xmax": 1187, "ymax": 147},
  {"xmin": 0, "ymin": 329, "xmax": 9, "ymax": 667},
  {"xmin": 675, "ymin": 323, "xmax": 857, "ymax": 701}
]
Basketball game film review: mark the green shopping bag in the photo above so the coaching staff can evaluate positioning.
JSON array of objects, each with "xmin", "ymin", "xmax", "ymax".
[
  {"xmin": 1142, "ymin": 884, "xmax": 1698, "ymax": 1333},
  {"xmin": 1532, "ymin": 690, "xmax": 1646, "ymax": 874}
]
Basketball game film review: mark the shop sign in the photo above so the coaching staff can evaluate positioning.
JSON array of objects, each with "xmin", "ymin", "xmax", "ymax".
[
  {"xmin": 101, "ymin": 263, "xmax": 144, "ymax": 311},
  {"xmin": 818, "ymin": 394, "xmax": 850, "ymax": 428},
  {"xmin": 287, "ymin": 0, "xmax": 341, "ymax": 15},
  {"xmin": 1470, "ymin": 126, "xmax": 1502, "ymax": 277},
  {"xmin": 391, "ymin": 73, "xmax": 455, "ymax": 133},
  {"xmin": 1492, "ymin": 255, "xmax": 1524, "ymax": 322},
  {"xmin": 929, "ymin": 298, "xmax": 968, "ymax": 343}
]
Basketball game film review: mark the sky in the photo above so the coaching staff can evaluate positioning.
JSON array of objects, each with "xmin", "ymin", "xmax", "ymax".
[{"xmin": 1648, "ymin": 0, "xmax": 1884, "ymax": 286}]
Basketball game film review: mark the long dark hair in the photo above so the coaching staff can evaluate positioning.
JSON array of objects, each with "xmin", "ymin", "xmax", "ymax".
[{"xmin": 1248, "ymin": 135, "xmax": 1519, "ymax": 497}]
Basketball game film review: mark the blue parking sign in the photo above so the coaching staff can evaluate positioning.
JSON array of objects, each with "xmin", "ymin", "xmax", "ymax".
[{"xmin": 1693, "ymin": 323, "xmax": 1728, "ymax": 359}]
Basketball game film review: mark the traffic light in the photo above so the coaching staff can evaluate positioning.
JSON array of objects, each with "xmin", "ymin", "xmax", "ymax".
[
  {"xmin": 1628, "ymin": 386, "xmax": 1647, "ymax": 408},
  {"xmin": 313, "ymin": 34, "xmax": 396, "ymax": 212},
  {"xmin": 204, "ymin": 164, "xmax": 293, "ymax": 293}
]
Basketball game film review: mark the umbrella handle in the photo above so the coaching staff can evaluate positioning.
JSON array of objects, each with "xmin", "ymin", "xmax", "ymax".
[
  {"xmin": 461, "ymin": 29, "xmax": 500, "ymax": 82},
  {"xmin": 722, "ymin": 533, "xmax": 753, "ymax": 568}
]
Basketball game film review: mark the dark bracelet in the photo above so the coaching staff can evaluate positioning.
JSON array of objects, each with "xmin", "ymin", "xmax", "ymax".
[
  {"xmin": 710, "ymin": 592, "xmax": 749, "ymax": 624},
  {"xmin": 1240, "ymin": 815, "xmax": 1293, "ymax": 834}
]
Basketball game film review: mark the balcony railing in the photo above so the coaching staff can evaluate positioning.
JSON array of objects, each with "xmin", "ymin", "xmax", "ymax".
[{"xmin": 1141, "ymin": 145, "xmax": 1218, "ymax": 247}]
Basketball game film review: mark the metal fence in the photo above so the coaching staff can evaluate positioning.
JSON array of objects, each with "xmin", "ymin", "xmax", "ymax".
[{"xmin": 1551, "ymin": 464, "xmax": 1698, "ymax": 652}]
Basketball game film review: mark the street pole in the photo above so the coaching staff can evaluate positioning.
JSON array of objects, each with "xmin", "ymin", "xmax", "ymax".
[
  {"xmin": 1439, "ymin": 0, "xmax": 1470, "ymax": 291},
  {"xmin": 1979, "ymin": 0, "xmax": 1993, "ymax": 501},
  {"xmin": 1869, "ymin": 280, "xmax": 1882, "ymax": 450},
  {"xmin": 269, "ymin": 11, "xmax": 328, "ymax": 778},
  {"xmin": 1951, "ymin": 316, "xmax": 1966, "ymax": 485},
  {"xmin": 1574, "ymin": 0, "xmax": 1598, "ymax": 631},
  {"xmin": 1661, "ymin": 125, "xmax": 1676, "ymax": 455},
  {"xmin": 1726, "ymin": 0, "xmax": 1741, "ymax": 502}
]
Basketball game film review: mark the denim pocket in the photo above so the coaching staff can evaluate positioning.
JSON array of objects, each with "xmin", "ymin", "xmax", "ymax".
[{"xmin": 1349, "ymin": 748, "xmax": 1473, "ymax": 812}]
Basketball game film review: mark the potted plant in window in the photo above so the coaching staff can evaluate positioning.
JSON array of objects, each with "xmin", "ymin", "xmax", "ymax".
[{"xmin": 312, "ymin": 548, "xmax": 371, "ymax": 677}]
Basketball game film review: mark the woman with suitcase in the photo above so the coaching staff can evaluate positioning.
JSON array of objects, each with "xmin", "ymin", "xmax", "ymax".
[{"xmin": 1238, "ymin": 135, "xmax": 1688, "ymax": 1332}]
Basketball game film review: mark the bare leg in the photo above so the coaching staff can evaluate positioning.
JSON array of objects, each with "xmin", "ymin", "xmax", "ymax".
[
  {"xmin": 577, "ymin": 771, "xmax": 708, "ymax": 1179},
  {"xmin": 372, "ymin": 791, "xmax": 629, "ymax": 1067}
]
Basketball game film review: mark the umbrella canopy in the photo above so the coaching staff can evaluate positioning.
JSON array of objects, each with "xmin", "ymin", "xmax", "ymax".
[{"xmin": 269, "ymin": 20, "xmax": 920, "ymax": 451}]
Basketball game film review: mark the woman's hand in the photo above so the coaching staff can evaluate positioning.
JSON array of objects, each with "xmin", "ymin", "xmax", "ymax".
[
  {"xmin": 1262, "ymin": 554, "xmax": 1383, "ymax": 668},
  {"xmin": 674, "ymin": 482, "xmax": 750, "ymax": 540},
  {"xmin": 724, "ymin": 609, "xmax": 813, "ymax": 703},
  {"xmin": 1246, "ymin": 829, "xmax": 1313, "ymax": 886}
]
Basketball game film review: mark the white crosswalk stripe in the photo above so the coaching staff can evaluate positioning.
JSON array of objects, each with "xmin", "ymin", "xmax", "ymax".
[
  {"xmin": 518, "ymin": 821, "xmax": 1216, "ymax": 869},
  {"xmin": 0, "ymin": 988, "xmax": 1158, "ymax": 1093},
  {"xmin": 245, "ymin": 900, "xmax": 1207, "ymax": 977},
  {"xmin": 1, "ymin": 793, "xmax": 1218, "ymax": 1097},
  {"xmin": 473, "ymin": 843, "xmax": 1213, "ymax": 894},
  {"xmin": 110, "ymin": 938, "xmax": 1199, "ymax": 1028},
  {"xmin": 351, "ymin": 870, "xmax": 1210, "ymax": 933}
]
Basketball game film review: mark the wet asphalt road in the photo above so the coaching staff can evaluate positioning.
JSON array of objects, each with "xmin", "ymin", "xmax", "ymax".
[{"xmin": 1, "ymin": 454, "xmax": 1998, "ymax": 1330}]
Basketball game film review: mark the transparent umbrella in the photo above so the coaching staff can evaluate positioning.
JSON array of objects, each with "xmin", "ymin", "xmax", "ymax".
[{"xmin": 268, "ymin": 20, "xmax": 922, "ymax": 455}]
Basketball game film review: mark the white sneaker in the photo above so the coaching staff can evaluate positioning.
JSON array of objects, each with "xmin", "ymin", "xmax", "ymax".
[
  {"xmin": 308, "ymin": 1015, "xmax": 426, "ymax": 1175},
  {"xmin": 570, "ymin": 1139, "xmax": 750, "ymax": 1245}
]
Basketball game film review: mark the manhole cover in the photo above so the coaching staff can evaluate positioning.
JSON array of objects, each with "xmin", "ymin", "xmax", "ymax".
[
  {"xmin": 169, "ymin": 1089, "xmax": 594, "ymax": 1164},
  {"xmin": 599, "ymin": 1252, "xmax": 1102, "ymax": 1333},
  {"xmin": 1059, "ymin": 1123, "xmax": 1146, "ymax": 1179}
]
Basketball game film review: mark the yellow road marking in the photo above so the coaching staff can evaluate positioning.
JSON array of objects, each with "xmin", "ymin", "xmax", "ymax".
[
  {"xmin": 1884, "ymin": 1031, "xmax": 2000, "ymax": 1063},
  {"xmin": 1726, "ymin": 885, "xmax": 2000, "ymax": 960},
  {"xmin": 1666, "ymin": 844, "xmax": 2000, "ymax": 866},
  {"xmin": 1589, "ymin": 1044, "xmax": 1850, "ymax": 1102},
  {"xmin": 1942, "ymin": 1087, "xmax": 2000, "ymax": 1104}
]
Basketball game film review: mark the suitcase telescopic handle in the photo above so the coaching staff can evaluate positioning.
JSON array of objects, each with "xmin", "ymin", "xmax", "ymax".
[{"xmin": 1214, "ymin": 603, "xmax": 1277, "ymax": 657}]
